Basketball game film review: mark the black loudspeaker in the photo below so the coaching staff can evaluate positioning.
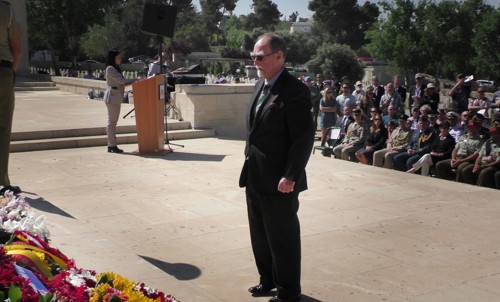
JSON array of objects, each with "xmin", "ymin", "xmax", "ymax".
[{"xmin": 141, "ymin": 4, "xmax": 177, "ymax": 38}]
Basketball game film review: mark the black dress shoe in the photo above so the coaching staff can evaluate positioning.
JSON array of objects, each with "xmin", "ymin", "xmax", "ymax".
[
  {"xmin": 0, "ymin": 185, "xmax": 21, "ymax": 195},
  {"xmin": 248, "ymin": 284, "xmax": 274, "ymax": 297},
  {"xmin": 268, "ymin": 295, "xmax": 301, "ymax": 302},
  {"xmin": 107, "ymin": 146, "xmax": 124, "ymax": 153}
]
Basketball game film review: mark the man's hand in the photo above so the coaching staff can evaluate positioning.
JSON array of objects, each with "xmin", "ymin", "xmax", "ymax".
[{"xmin": 278, "ymin": 177, "xmax": 295, "ymax": 193}]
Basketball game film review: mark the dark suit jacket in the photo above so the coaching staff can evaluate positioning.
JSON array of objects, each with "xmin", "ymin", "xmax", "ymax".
[{"xmin": 239, "ymin": 69, "xmax": 315, "ymax": 194}]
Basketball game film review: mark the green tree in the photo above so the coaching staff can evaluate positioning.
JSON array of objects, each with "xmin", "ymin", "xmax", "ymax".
[
  {"xmin": 200, "ymin": 0, "xmax": 237, "ymax": 44},
  {"xmin": 27, "ymin": 0, "xmax": 115, "ymax": 73},
  {"xmin": 308, "ymin": 0, "xmax": 379, "ymax": 50},
  {"xmin": 283, "ymin": 32, "xmax": 319, "ymax": 66},
  {"xmin": 306, "ymin": 43, "xmax": 364, "ymax": 81},
  {"xmin": 471, "ymin": 7, "xmax": 500, "ymax": 80},
  {"xmin": 243, "ymin": 0, "xmax": 282, "ymax": 31}
]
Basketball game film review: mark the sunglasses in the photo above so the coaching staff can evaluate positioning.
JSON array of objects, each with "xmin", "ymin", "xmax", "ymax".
[
  {"xmin": 342, "ymin": 86, "xmax": 349, "ymax": 89},
  {"xmin": 374, "ymin": 118, "xmax": 381, "ymax": 121},
  {"xmin": 250, "ymin": 51, "xmax": 277, "ymax": 61},
  {"xmin": 326, "ymin": 92, "xmax": 332, "ymax": 94}
]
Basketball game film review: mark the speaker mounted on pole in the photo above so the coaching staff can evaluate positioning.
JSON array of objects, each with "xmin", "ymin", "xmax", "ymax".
[{"xmin": 141, "ymin": 3, "xmax": 178, "ymax": 38}]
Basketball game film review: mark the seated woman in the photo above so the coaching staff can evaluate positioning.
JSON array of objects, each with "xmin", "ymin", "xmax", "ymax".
[
  {"xmin": 407, "ymin": 120, "xmax": 456, "ymax": 175},
  {"xmin": 355, "ymin": 114, "xmax": 388, "ymax": 164}
]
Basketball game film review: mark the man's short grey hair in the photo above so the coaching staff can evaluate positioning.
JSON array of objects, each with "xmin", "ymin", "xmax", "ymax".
[{"xmin": 257, "ymin": 32, "xmax": 287, "ymax": 56}]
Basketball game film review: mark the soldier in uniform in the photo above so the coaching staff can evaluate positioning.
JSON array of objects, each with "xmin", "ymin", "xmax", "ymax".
[
  {"xmin": 333, "ymin": 108, "xmax": 366, "ymax": 161},
  {"xmin": 0, "ymin": 0, "xmax": 23, "ymax": 195}
]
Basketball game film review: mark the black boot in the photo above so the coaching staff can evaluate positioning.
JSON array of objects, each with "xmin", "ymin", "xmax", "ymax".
[{"xmin": 107, "ymin": 146, "xmax": 124, "ymax": 153}]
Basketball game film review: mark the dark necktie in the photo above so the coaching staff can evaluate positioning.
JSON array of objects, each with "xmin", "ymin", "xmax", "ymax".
[{"xmin": 255, "ymin": 84, "xmax": 271, "ymax": 114}]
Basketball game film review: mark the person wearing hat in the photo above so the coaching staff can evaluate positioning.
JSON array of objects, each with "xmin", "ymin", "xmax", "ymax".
[
  {"xmin": 103, "ymin": 49, "xmax": 136, "ymax": 153},
  {"xmin": 448, "ymin": 73, "xmax": 473, "ymax": 113},
  {"xmin": 304, "ymin": 76, "xmax": 321, "ymax": 131},
  {"xmin": 435, "ymin": 115, "xmax": 485, "ymax": 181},
  {"xmin": 409, "ymin": 73, "xmax": 427, "ymax": 109},
  {"xmin": 446, "ymin": 111, "xmax": 464, "ymax": 142},
  {"xmin": 352, "ymin": 80, "xmax": 365, "ymax": 105},
  {"xmin": 421, "ymin": 82, "xmax": 440, "ymax": 112},
  {"xmin": 319, "ymin": 87, "xmax": 339, "ymax": 141},
  {"xmin": 393, "ymin": 115, "xmax": 436, "ymax": 171},
  {"xmin": 461, "ymin": 120, "xmax": 500, "ymax": 188},
  {"xmin": 333, "ymin": 108, "xmax": 366, "ymax": 161},
  {"xmin": 373, "ymin": 114, "xmax": 411, "ymax": 168},
  {"xmin": 469, "ymin": 86, "xmax": 492, "ymax": 118}
]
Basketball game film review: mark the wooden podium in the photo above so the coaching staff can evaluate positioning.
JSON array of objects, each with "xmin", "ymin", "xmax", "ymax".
[{"xmin": 132, "ymin": 75, "xmax": 166, "ymax": 153}]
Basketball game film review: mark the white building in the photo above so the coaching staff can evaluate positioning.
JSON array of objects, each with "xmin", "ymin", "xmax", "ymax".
[{"xmin": 290, "ymin": 22, "xmax": 313, "ymax": 34}]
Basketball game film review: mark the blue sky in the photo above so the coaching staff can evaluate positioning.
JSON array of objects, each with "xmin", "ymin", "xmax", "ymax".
[{"xmin": 192, "ymin": 0, "xmax": 500, "ymax": 20}]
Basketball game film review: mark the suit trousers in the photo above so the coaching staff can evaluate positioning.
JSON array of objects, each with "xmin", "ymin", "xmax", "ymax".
[
  {"xmin": 246, "ymin": 189, "xmax": 301, "ymax": 300},
  {"xmin": 106, "ymin": 102, "xmax": 121, "ymax": 147},
  {"xmin": 0, "ymin": 68, "xmax": 15, "ymax": 186},
  {"xmin": 333, "ymin": 144, "xmax": 358, "ymax": 162}
]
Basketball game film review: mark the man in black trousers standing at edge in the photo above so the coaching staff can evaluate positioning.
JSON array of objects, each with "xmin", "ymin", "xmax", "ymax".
[
  {"xmin": 0, "ymin": 0, "xmax": 23, "ymax": 195},
  {"xmin": 239, "ymin": 32, "xmax": 315, "ymax": 302}
]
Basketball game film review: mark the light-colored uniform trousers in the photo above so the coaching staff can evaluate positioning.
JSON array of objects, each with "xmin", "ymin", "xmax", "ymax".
[
  {"xmin": 106, "ymin": 102, "xmax": 121, "ymax": 147},
  {"xmin": 373, "ymin": 149, "xmax": 400, "ymax": 169},
  {"xmin": 0, "ymin": 68, "xmax": 14, "ymax": 186}
]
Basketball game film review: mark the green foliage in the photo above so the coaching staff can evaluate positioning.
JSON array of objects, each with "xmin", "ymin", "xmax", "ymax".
[
  {"xmin": 283, "ymin": 32, "xmax": 319, "ymax": 66},
  {"xmin": 225, "ymin": 28, "xmax": 246, "ymax": 49},
  {"xmin": 308, "ymin": 0, "xmax": 379, "ymax": 50},
  {"xmin": 243, "ymin": 0, "xmax": 282, "ymax": 31},
  {"xmin": 306, "ymin": 43, "xmax": 364, "ymax": 82},
  {"xmin": 8, "ymin": 285, "xmax": 21, "ymax": 302},
  {"xmin": 365, "ymin": 0, "xmax": 499, "ymax": 80}
]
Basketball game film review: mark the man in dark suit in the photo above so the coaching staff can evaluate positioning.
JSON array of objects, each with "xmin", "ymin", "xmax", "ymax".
[{"xmin": 239, "ymin": 33, "xmax": 315, "ymax": 302}]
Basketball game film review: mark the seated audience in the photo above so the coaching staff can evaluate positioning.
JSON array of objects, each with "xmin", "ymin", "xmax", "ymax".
[
  {"xmin": 356, "ymin": 114, "xmax": 388, "ymax": 165},
  {"xmin": 333, "ymin": 109, "xmax": 366, "ymax": 161},
  {"xmin": 407, "ymin": 121, "xmax": 455, "ymax": 175},
  {"xmin": 435, "ymin": 115, "xmax": 484, "ymax": 181},
  {"xmin": 460, "ymin": 120, "xmax": 500, "ymax": 188},
  {"xmin": 393, "ymin": 116, "xmax": 436, "ymax": 171},
  {"xmin": 373, "ymin": 114, "xmax": 411, "ymax": 169}
]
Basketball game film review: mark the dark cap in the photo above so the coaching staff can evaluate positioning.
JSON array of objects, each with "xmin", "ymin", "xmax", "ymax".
[
  {"xmin": 468, "ymin": 115, "xmax": 482, "ymax": 126},
  {"xmin": 323, "ymin": 80, "xmax": 332, "ymax": 85},
  {"xmin": 420, "ymin": 116, "xmax": 429, "ymax": 122},
  {"xmin": 399, "ymin": 114, "xmax": 409, "ymax": 121},
  {"xmin": 457, "ymin": 73, "xmax": 465, "ymax": 79},
  {"xmin": 353, "ymin": 108, "xmax": 362, "ymax": 115}
]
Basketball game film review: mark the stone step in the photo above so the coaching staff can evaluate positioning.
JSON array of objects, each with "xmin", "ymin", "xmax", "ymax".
[
  {"xmin": 10, "ymin": 129, "xmax": 215, "ymax": 152},
  {"xmin": 15, "ymin": 81, "xmax": 59, "ymax": 91},
  {"xmin": 10, "ymin": 120, "xmax": 215, "ymax": 152}
]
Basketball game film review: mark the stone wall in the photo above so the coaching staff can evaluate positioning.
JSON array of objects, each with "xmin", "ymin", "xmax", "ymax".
[{"xmin": 172, "ymin": 84, "xmax": 254, "ymax": 139}]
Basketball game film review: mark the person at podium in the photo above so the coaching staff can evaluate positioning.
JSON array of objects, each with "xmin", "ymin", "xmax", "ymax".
[{"xmin": 103, "ymin": 49, "xmax": 135, "ymax": 153}]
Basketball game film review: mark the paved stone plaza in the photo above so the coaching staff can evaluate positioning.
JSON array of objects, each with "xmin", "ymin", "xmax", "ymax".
[{"xmin": 7, "ymin": 89, "xmax": 500, "ymax": 301}]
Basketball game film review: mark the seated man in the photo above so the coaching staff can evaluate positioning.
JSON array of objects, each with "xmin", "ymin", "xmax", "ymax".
[
  {"xmin": 435, "ymin": 115, "xmax": 484, "ymax": 181},
  {"xmin": 460, "ymin": 120, "xmax": 500, "ymax": 188},
  {"xmin": 333, "ymin": 109, "xmax": 366, "ymax": 161},
  {"xmin": 373, "ymin": 114, "xmax": 411, "ymax": 169},
  {"xmin": 393, "ymin": 116, "xmax": 436, "ymax": 171},
  {"xmin": 382, "ymin": 105, "xmax": 399, "ymax": 127}
]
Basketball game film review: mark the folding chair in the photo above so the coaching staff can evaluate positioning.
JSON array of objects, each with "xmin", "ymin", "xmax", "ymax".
[{"xmin": 313, "ymin": 127, "xmax": 340, "ymax": 157}]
